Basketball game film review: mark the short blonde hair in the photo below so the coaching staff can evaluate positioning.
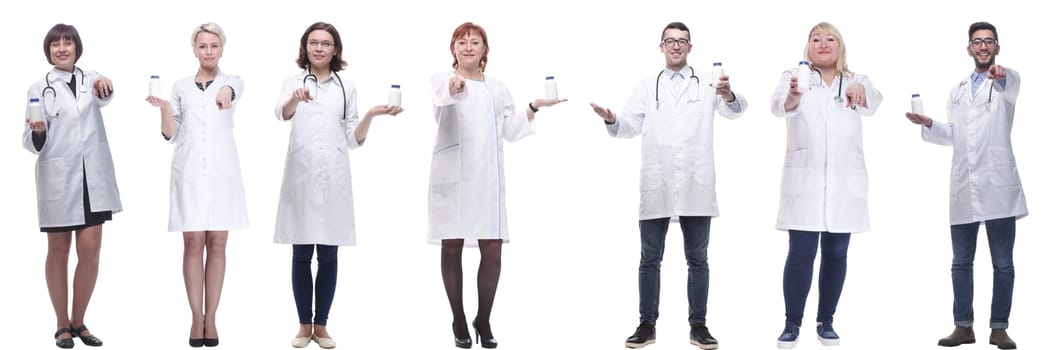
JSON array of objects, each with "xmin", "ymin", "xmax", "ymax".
[
  {"xmin": 802, "ymin": 22, "xmax": 851, "ymax": 75},
  {"xmin": 191, "ymin": 22, "xmax": 226, "ymax": 47}
]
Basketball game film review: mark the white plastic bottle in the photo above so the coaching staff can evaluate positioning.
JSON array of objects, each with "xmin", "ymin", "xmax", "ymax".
[
  {"xmin": 911, "ymin": 94, "xmax": 923, "ymax": 114},
  {"xmin": 150, "ymin": 75, "xmax": 161, "ymax": 97},
  {"xmin": 389, "ymin": 84, "xmax": 402, "ymax": 107},
  {"xmin": 28, "ymin": 97, "xmax": 44, "ymax": 123},
  {"xmin": 796, "ymin": 61, "xmax": 811, "ymax": 92},
  {"xmin": 545, "ymin": 76, "xmax": 558, "ymax": 100},
  {"xmin": 711, "ymin": 62, "xmax": 723, "ymax": 86}
]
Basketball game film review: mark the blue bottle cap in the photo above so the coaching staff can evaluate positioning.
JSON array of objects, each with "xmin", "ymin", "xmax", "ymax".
[
  {"xmin": 30, "ymin": 97, "xmax": 40, "ymax": 102},
  {"xmin": 912, "ymin": 93, "xmax": 921, "ymax": 97},
  {"xmin": 713, "ymin": 62, "xmax": 722, "ymax": 67},
  {"xmin": 151, "ymin": 75, "xmax": 160, "ymax": 79},
  {"xmin": 799, "ymin": 61, "xmax": 810, "ymax": 65},
  {"xmin": 546, "ymin": 76, "xmax": 554, "ymax": 80},
  {"xmin": 391, "ymin": 84, "xmax": 400, "ymax": 88}
]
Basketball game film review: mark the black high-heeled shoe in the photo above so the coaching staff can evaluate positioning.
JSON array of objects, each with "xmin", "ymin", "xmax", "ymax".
[
  {"xmin": 472, "ymin": 320, "xmax": 497, "ymax": 349},
  {"xmin": 71, "ymin": 324, "xmax": 103, "ymax": 347},
  {"xmin": 452, "ymin": 322, "xmax": 472, "ymax": 349},
  {"xmin": 189, "ymin": 338, "xmax": 205, "ymax": 347},
  {"xmin": 54, "ymin": 327, "xmax": 74, "ymax": 349}
]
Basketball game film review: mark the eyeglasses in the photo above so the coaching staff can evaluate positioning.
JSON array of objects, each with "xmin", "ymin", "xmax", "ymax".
[
  {"xmin": 662, "ymin": 38, "xmax": 690, "ymax": 47},
  {"xmin": 969, "ymin": 38, "xmax": 997, "ymax": 48},
  {"xmin": 308, "ymin": 40, "xmax": 334, "ymax": 49}
]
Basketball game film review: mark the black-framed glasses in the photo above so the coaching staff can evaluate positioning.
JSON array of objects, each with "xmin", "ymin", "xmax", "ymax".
[
  {"xmin": 662, "ymin": 38, "xmax": 690, "ymax": 47},
  {"xmin": 969, "ymin": 38, "xmax": 997, "ymax": 48}
]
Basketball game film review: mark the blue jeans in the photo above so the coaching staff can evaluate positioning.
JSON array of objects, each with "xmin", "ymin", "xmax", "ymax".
[
  {"xmin": 950, "ymin": 217, "xmax": 1015, "ymax": 329},
  {"xmin": 292, "ymin": 244, "xmax": 339, "ymax": 326},
  {"xmin": 782, "ymin": 231, "xmax": 850, "ymax": 326},
  {"xmin": 638, "ymin": 216, "xmax": 710, "ymax": 325}
]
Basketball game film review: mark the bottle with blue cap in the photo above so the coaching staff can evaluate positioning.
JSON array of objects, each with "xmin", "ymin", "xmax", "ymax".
[
  {"xmin": 911, "ymin": 93, "xmax": 923, "ymax": 114},
  {"xmin": 389, "ymin": 84, "xmax": 401, "ymax": 107},
  {"xmin": 545, "ymin": 76, "xmax": 558, "ymax": 100},
  {"xmin": 711, "ymin": 62, "xmax": 723, "ymax": 86},
  {"xmin": 28, "ymin": 97, "xmax": 44, "ymax": 123},
  {"xmin": 150, "ymin": 75, "xmax": 161, "ymax": 97},
  {"xmin": 796, "ymin": 61, "xmax": 811, "ymax": 92}
]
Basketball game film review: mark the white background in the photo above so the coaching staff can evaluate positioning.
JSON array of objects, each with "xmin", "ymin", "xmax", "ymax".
[{"xmin": 2, "ymin": 0, "xmax": 1048, "ymax": 349}]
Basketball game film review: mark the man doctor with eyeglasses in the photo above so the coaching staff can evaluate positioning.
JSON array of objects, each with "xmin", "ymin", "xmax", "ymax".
[
  {"xmin": 905, "ymin": 21, "xmax": 1025, "ymax": 350},
  {"xmin": 589, "ymin": 21, "xmax": 746, "ymax": 350}
]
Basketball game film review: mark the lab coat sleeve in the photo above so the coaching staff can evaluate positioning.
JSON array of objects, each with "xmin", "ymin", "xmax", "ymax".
[
  {"xmin": 166, "ymin": 82, "xmax": 184, "ymax": 144},
  {"xmin": 996, "ymin": 68, "xmax": 1020, "ymax": 105},
  {"xmin": 342, "ymin": 83, "xmax": 362, "ymax": 150},
  {"xmin": 922, "ymin": 121, "xmax": 953, "ymax": 146},
  {"xmin": 610, "ymin": 81, "xmax": 647, "ymax": 138},
  {"xmin": 23, "ymin": 85, "xmax": 44, "ymax": 154},
  {"xmin": 770, "ymin": 70, "xmax": 797, "ymax": 118},
  {"xmin": 717, "ymin": 92, "xmax": 747, "ymax": 119},
  {"xmin": 501, "ymin": 85, "xmax": 535, "ymax": 143},
  {"xmin": 431, "ymin": 72, "xmax": 466, "ymax": 110},
  {"xmin": 852, "ymin": 73, "xmax": 882, "ymax": 116},
  {"xmin": 275, "ymin": 77, "xmax": 298, "ymax": 121}
]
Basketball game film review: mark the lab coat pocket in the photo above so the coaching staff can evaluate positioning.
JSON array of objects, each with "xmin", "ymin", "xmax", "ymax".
[
  {"xmin": 783, "ymin": 148, "xmax": 807, "ymax": 168},
  {"xmin": 847, "ymin": 169, "xmax": 869, "ymax": 198},
  {"xmin": 36, "ymin": 158, "xmax": 70, "ymax": 201}
]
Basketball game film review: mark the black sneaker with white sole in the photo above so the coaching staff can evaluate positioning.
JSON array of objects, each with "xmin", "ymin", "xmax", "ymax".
[
  {"xmin": 625, "ymin": 322, "xmax": 656, "ymax": 348},
  {"xmin": 690, "ymin": 323, "xmax": 719, "ymax": 349}
]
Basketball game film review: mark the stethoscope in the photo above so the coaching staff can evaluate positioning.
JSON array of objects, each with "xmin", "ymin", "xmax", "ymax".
[
  {"xmin": 826, "ymin": 73, "xmax": 856, "ymax": 110},
  {"xmin": 954, "ymin": 78, "xmax": 995, "ymax": 112},
  {"xmin": 303, "ymin": 68, "xmax": 348, "ymax": 120},
  {"xmin": 655, "ymin": 67, "xmax": 701, "ymax": 110},
  {"xmin": 41, "ymin": 67, "xmax": 87, "ymax": 116}
]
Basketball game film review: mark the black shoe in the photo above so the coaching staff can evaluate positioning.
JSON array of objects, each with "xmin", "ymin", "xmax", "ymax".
[
  {"xmin": 690, "ymin": 323, "xmax": 718, "ymax": 349},
  {"xmin": 937, "ymin": 326, "xmax": 975, "ymax": 347},
  {"xmin": 453, "ymin": 322, "xmax": 472, "ymax": 349},
  {"xmin": 189, "ymin": 338, "xmax": 205, "ymax": 347},
  {"xmin": 203, "ymin": 338, "xmax": 219, "ymax": 347},
  {"xmin": 71, "ymin": 325, "xmax": 102, "ymax": 347},
  {"xmin": 54, "ymin": 327, "xmax": 74, "ymax": 349},
  {"xmin": 625, "ymin": 322, "xmax": 656, "ymax": 349},
  {"xmin": 473, "ymin": 320, "xmax": 498, "ymax": 349}
]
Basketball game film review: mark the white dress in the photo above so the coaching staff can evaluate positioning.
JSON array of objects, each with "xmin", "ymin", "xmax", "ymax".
[
  {"xmin": 166, "ymin": 72, "xmax": 249, "ymax": 232},
  {"xmin": 427, "ymin": 72, "xmax": 535, "ymax": 246}
]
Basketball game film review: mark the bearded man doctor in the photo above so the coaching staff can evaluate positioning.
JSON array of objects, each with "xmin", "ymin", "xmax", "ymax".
[
  {"xmin": 590, "ymin": 21, "xmax": 746, "ymax": 350},
  {"xmin": 905, "ymin": 21, "xmax": 1025, "ymax": 350}
]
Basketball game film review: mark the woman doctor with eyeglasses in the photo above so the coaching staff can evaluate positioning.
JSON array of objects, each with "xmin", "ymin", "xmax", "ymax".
[{"xmin": 273, "ymin": 21, "xmax": 403, "ymax": 349}]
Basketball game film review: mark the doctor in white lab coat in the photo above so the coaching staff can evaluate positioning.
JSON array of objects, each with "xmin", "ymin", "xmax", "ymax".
[
  {"xmin": 590, "ymin": 22, "xmax": 745, "ymax": 350},
  {"xmin": 23, "ymin": 23, "xmax": 118, "ymax": 348},
  {"xmin": 904, "ymin": 22, "xmax": 1024, "ymax": 350},
  {"xmin": 144, "ymin": 23, "xmax": 249, "ymax": 346},
  {"xmin": 274, "ymin": 22, "xmax": 403, "ymax": 349},
  {"xmin": 428, "ymin": 22, "xmax": 565, "ymax": 349},
  {"xmin": 770, "ymin": 22, "xmax": 881, "ymax": 349}
]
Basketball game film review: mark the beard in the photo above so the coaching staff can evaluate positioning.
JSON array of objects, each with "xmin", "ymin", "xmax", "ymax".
[{"xmin": 971, "ymin": 50, "xmax": 996, "ymax": 70}]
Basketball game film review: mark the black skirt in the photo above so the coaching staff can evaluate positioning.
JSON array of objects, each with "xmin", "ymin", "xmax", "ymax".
[{"xmin": 40, "ymin": 170, "xmax": 112, "ymax": 233}]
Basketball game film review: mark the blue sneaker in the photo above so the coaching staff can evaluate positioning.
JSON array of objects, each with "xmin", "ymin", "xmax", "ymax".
[
  {"xmin": 817, "ymin": 322, "xmax": 840, "ymax": 346},
  {"xmin": 776, "ymin": 323, "xmax": 800, "ymax": 349}
]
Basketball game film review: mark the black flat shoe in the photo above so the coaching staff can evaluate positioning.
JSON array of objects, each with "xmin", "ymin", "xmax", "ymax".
[
  {"xmin": 203, "ymin": 338, "xmax": 219, "ymax": 347},
  {"xmin": 453, "ymin": 322, "xmax": 472, "ymax": 349},
  {"xmin": 189, "ymin": 338, "xmax": 205, "ymax": 347},
  {"xmin": 473, "ymin": 320, "xmax": 497, "ymax": 349},
  {"xmin": 54, "ymin": 327, "xmax": 74, "ymax": 349},
  {"xmin": 71, "ymin": 325, "xmax": 103, "ymax": 347}
]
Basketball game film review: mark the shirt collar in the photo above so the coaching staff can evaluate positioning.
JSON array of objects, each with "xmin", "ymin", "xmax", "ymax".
[
  {"xmin": 970, "ymin": 70, "xmax": 988, "ymax": 85},
  {"xmin": 663, "ymin": 66, "xmax": 691, "ymax": 81}
]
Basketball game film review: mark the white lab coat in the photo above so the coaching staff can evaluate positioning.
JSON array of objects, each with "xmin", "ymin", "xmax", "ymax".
[
  {"xmin": 23, "ymin": 68, "xmax": 122, "ymax": 227},
  {"xmin": 273, "ymin": 70, "xmax": 361, "ymax": 246},
  {"xmin": 165, "ymin": 72, "xmax": 249, "ymax": 232},
  {"xmin": 428, "ymin": 71, "xmax": 534, "ymax": 246},
  {"xmin": 607, "ymin": 67, "xmax": 747, "ymax": 220},
  {"xmin": 921, "ymin": 68, "xmax": 1027, "ymax": 225},
  {"xmin": 770, "ymin": 69, "xmax": 882, "ymax": 233}
]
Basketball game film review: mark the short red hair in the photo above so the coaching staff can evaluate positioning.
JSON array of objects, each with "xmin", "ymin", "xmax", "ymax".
[{"xmin": 449, "ymin": 22, "xmax": 489, "ymax": 72}]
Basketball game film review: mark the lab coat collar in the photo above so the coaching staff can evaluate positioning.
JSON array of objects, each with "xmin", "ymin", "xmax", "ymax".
[{"xmin": 48, "ymin": 67, "xmax": 75, "ymax": 83}]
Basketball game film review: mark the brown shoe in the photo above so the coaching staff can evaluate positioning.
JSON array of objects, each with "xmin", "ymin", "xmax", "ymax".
[
  {"xmin": 989, "ymin": 329, "xmax": 1017, "ymax": 349},
  {"xmin": 937, "ymin": 326, "xmax": 975, "ymax": 347}
]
